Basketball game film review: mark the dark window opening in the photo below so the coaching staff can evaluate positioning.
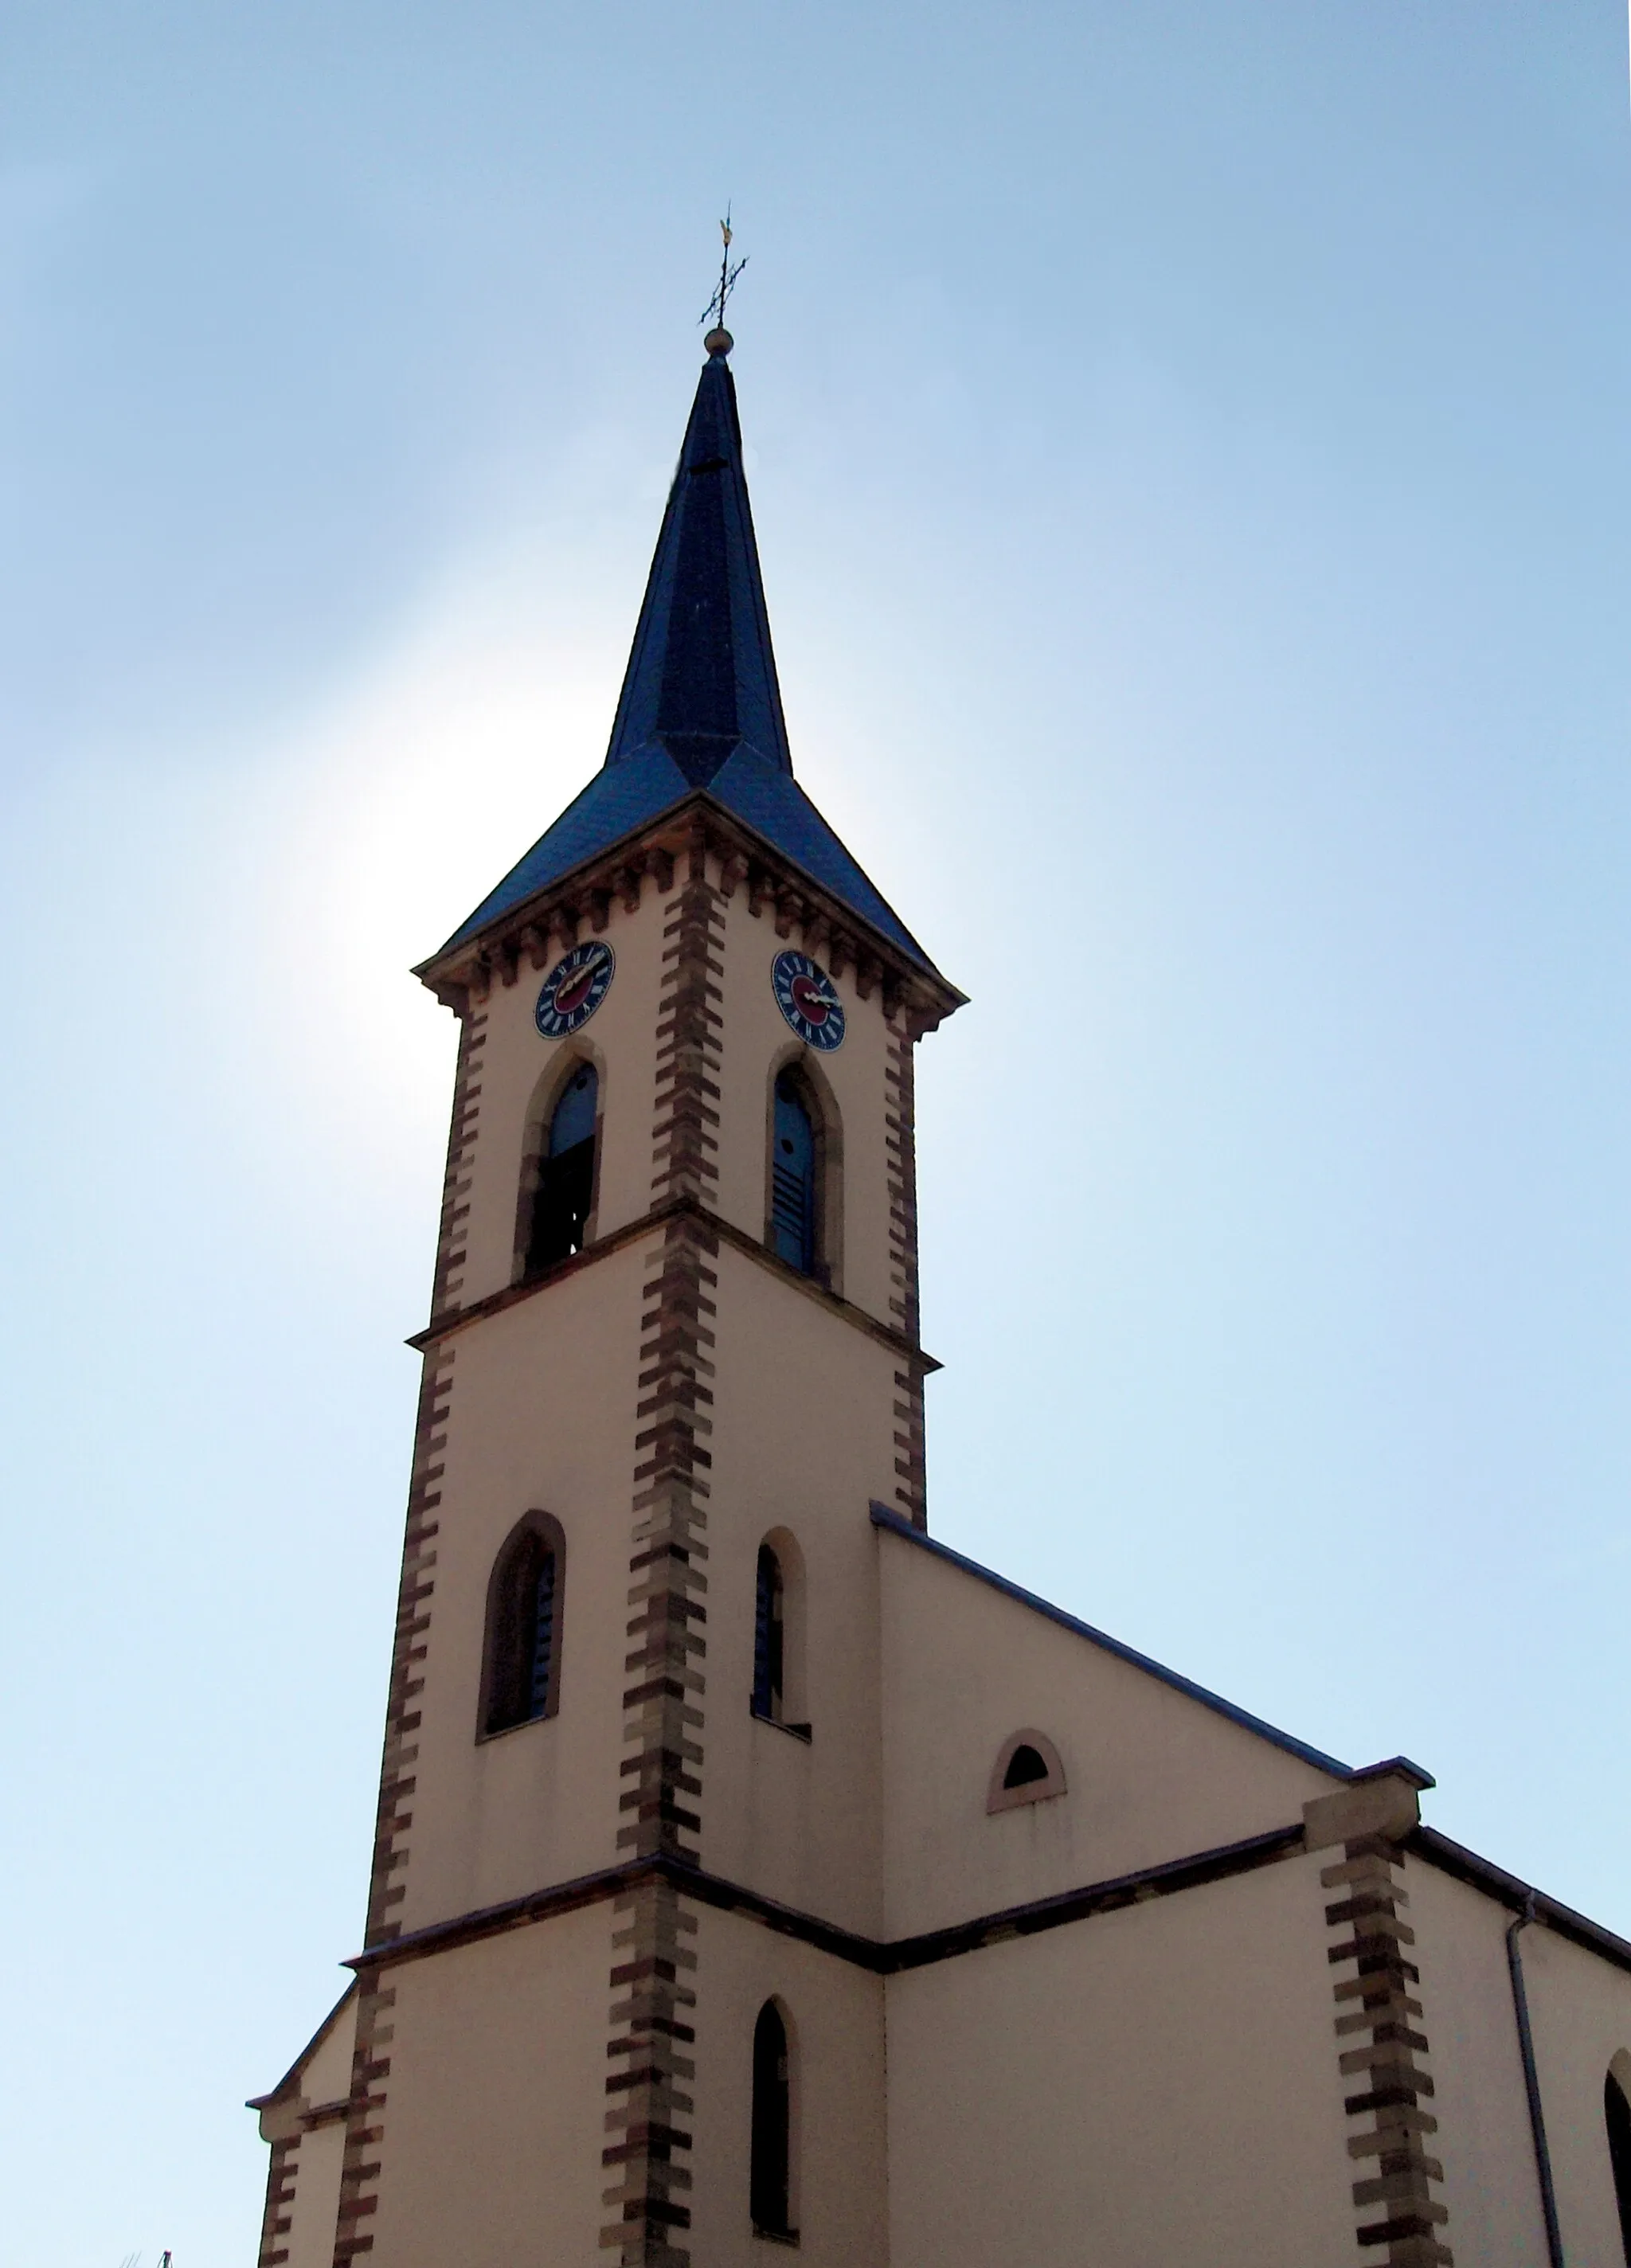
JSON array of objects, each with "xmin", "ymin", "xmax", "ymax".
[
  {"xmin": 1002, "ymin": 1742, "xmax": 1050, "ymax": 1790},
  {"xmin": 1607, "ymin": 2069, "xmax": 1631, "ymax": 2267},
  {"xmin": 753, "ymin": 1546, "xmax": 784, "ymax": 1723},
  {"xmin": 484, "ymin": 1529, "xmax": 560, "ymax": 1735},
  {"xmin": 527, "ymin": 1062, "xmax": 598, "ymax": 1276},
  {"xmin": 771, "ymin": 1073, "xmax": 816, "ymax": 1276},
  {"xmin": 751, "ymin": 2000, "xmax": 793, "ymax": 2240}
]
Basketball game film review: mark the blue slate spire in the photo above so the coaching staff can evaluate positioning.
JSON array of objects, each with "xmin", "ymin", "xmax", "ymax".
[
  {"xmin": 604, "ymin": 340, "xmax": 792, "ymax": 784},
  {"xmin": 435, "ymin": 341, "xmax": 938, "ymax": 973}
]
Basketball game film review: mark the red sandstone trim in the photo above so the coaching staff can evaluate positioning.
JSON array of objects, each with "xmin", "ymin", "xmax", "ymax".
[
  {"xmin": 319, "ymin": 1008, "xmax": 484, "ymax": 2268},
  {"xmin": 1322, "ymin": 1838, "xmax": 1453, "ymax": 2267},
  {"xmin": 602, "ymin": 839, "xmax": 720, "ymax": 2268}
]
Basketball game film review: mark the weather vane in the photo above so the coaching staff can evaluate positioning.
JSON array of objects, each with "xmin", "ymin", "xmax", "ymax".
[{"xmin": 701, "ymin": 208, "xmax": 747, "ymax": 350}]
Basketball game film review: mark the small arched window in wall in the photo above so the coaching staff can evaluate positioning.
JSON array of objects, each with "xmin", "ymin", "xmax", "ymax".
[
  {"xmin": 987, "ymin": 1729, "xmax": 1068, "ymax": 1813},
  {"xmin": 752, "ymin": 1535, "xmax": 810, "ymax": 1740},
  {"xmin": 526, "ymin": 1061, "xmax": 599, "ymax": 1277},
  {"xmin": 479, "ymin": 1511, "xmax": 566, "ymax": 1738},
  {"xmin": 750, "ymin": 1999, "xmax": 796, "ymax": 2243},
  {"xmin": 753, "ymin": 1545, "xmax": 784, "ymax": 1721},
  {"xmin": 770, "ymin": 1072, "xmax": 817, "ymax": 1277},
  {"xmin": 1606, "ymin": 2055, "xmax": 1631, "ymax": 2266}
]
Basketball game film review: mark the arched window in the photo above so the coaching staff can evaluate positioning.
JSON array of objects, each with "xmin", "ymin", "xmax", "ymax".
[
  {"xmin": 1606, "ymin": 2061, "xmax": 1631, "ymax": 2266},
  {"xmin": 751, "ymin": 1534, "xmax": 811, "ymax": 1739},
  {"xmin": 987, "ymin": 1728, "xmax": 1068, "ymax": 1812},
  {"xmin": 1004, "ymin": 1743, "xmax": 1050, "ymax": 1789},
  {"xmin": 753, "ymin": 1545, "xmax": 784, "ymax": 1723},
  {"xmin": 750, "ymin": 2000, "xmax": 795, "ymax": 2241},
  {"xmin": 770, "ymin": 1072, "xmax": 817, "ymax": 1276},
  {"xmin": 479, "ymin": 1513, "xmax": 566, "ymax": 1738},
  {"xmin": 526, "ymin": 1062, "xmax": 598, "ymax": 1277}
]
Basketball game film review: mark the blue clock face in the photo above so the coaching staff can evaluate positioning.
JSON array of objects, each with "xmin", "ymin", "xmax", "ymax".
[
  {"xmin": 535, "ymin": 941, "xmax": 615, "ymax": 1039},
  {"xmin": 772, "ymin": 950, "xmax": 846, "ymax": 1050}
]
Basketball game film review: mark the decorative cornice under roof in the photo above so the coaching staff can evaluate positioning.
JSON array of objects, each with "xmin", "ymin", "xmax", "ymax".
[{"xmin": 414, "ymin": 790, "xmax": 967, "ymax": 1034}]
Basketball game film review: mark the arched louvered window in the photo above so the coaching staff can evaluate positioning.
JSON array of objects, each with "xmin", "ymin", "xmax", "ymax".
[
  {"xmin": 750, "ymin": 2000, "xmax": 794, "ymax": 2240},
  {"xmin": 771, "ymin": 1073, "xmax": 816, "ymax": 1276},
  {"xmin": 479, "ymin": 1514, "xmax": 565, "ymax": 1738},
  {"xmin": 526, "ymin": 1062, "xmax": 598, "ymax": 1276},
  {"xmin": 750, "ymin": 1531, "xmax": 811, "ymax": 1742},
  {"xmin": 753, "ymin": 1545, "xmax": 784, "ymax": 1723},
  {"xmin": 1606, "ymin": 2065, "xmax": 1631, "ymax": 2266}
]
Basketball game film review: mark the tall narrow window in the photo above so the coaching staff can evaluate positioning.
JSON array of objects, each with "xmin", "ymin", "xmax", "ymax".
[
  {"xmin": 1606, "ymin": 2067, "xmax": 1631, "ymax": 2266},
  {"xmin": 753, "ymin": 1545, "xmax": 784, "ymax": 1723},
  {"xmin": 771, "ymin": 1073, "xmax": 816, "ymax": 1276},
  {"xmin": 527, "ymin": 1062, "xmax": 598, "ymax": 1275},
  {"xmin": 750, "ymin": 2000, "xmax": 794, "ymax": 2240},
  {"xmin": 479, "ymin": 1514, "xmax": 566, "ymax": 1737}
]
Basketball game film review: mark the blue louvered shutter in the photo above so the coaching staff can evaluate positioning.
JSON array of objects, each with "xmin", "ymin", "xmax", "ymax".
[
  {"xmin": 550, "ymin": 1063, "xmax": 597, "ymax": 1154},
  {"xmin": 528, "ymin": 1064, "xmax": 599, "ymax": 1273},
  {"xmin": 771, "ymin": 1077, "xmax": 816, "ymax": 1274},
  {"xmin": 528, "ymin": 1549, "xmax": 557, "ymax": 1719}
]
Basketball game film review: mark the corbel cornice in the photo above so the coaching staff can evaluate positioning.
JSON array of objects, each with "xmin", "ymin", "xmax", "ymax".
[{"xmin": 413, "ymin": 787, "xmax": 967, "ymax": 1038}]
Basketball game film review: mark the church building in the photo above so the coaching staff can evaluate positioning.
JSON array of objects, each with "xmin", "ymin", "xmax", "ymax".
[{"xmin": 252, "ymin": 329, "xmax": 1631, "ymax": 2268}]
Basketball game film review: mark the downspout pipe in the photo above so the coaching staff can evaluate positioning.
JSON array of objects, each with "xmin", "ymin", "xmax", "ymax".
[{"xmin": 1507, "ymin": 1894, "xmax": 1566, "ymax": 2268}]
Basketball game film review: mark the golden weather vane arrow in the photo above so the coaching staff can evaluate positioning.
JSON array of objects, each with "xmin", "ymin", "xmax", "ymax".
[{"xmin": 701, "ymin": 207, "xmax": 747, "ymax": 350}]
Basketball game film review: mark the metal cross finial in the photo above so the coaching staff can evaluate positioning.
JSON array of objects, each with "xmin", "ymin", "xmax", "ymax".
[{"xmin": 701, "ymin": 207, "xmax": 747, "ymax": 346}]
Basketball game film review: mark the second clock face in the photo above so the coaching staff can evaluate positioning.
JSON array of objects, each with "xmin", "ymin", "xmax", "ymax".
[
  {"xmin": 772, "ymin": 950, "xmax": 846, "ymax": 1050},
  {"xmin": 535, "ymin": 940, "xmax": 615, "ymax": 1039}
]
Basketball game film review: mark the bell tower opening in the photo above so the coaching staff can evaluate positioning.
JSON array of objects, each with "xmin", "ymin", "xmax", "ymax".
[
  {"xmin": 771, "ymin": 1069, "xmax": 817, "ymax": 1274},
  {"xmin": 525, "ymin": 1058, "xmax": 598, "ymax": 1274}
]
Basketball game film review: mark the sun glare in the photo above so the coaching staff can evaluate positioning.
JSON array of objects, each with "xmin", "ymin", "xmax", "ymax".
[{"xmin": 247, "ymin": 540, "xmax": 629, "ymax": 1193}]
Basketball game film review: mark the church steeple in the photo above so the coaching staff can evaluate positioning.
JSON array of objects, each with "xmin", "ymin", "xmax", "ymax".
[
  {"xmin": 254, "ymin": 308, "xmax": 965, "ymax": 2268},
  {"xmin": 604, "ymin": 334, "xmax": 792, "ymax": 784},
  {"xmin": 435, "ymin": 340, "xmax": 942, "ymax": 975}
]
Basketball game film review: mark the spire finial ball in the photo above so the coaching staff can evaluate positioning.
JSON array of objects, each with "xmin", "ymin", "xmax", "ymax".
[{"xmin": 703, "ymin": 327, "xmax": 733, "ymax": 358}]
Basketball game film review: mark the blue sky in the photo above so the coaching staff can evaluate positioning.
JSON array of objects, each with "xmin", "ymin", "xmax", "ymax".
[{"xmin": 2, "ymin": 5, "xmax": 1629, "ymax": 2260}]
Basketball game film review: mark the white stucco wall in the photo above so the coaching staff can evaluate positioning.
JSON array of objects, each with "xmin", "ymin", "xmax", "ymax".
[
  {"xmin": 884, "ymin": 1851, "xmax": 1355, "ymax": 2268},
  {"xmin": 368, "ymin": 1910, "xmax": 613, "ymax": 2267},
  {"xmin": 876, "ymin": 1521, "xmax": 1343, "ymax": 1938}
]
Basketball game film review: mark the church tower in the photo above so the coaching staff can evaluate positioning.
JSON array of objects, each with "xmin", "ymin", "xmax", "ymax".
[
  {"xmin": 255, "ymin": 323, "xmax": 1631, "ymax": 2268},
  {"xmin": 252, "ymin": 327, "xmax": 964, "ymax": 2268}
]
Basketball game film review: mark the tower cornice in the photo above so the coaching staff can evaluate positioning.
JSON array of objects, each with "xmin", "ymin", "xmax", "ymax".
[
  {"xmin": 415, "ymin": 791, "xmax": 966, "ymax": 1035},
  {"xmin": 403, "ymin": 1187, "xmax": 944, "ymax": 1371}
]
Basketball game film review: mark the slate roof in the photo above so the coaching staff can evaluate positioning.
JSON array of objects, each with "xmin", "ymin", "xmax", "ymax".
[{"xmin": 436, "ymin": 346, "xmax": 939, "ymax": 975}]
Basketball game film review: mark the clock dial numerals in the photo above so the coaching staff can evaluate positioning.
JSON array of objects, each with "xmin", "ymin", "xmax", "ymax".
[
  {"xmin": 535, "ymin": 941, "xmax": 616, "ymax": 1039},
  {"xmin": 772, "ymin": 950, "xmax": 847, "ymax": 1050}
]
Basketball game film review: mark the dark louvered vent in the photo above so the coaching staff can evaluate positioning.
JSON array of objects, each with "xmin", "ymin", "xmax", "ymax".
[
  {"xmin": 529, "ymin": 1550, "xmax": 557, "ymax": 1719},
  {"xmin": 485, "ymin": 1531, "xmax": 560, "ymax": 1735},
  {"xmin": 771, "ymin": 1073, "xmax": 816, "ymax": 1275}
]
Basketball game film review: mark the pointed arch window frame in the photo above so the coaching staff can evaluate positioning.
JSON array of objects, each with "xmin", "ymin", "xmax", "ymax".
[
  {"xmin": 751, "ymin": 1529, "xmax": 811, "ymax": 1742},
  {"xmin": 1607, "ymin": 2053, "xmax": 1631, "ymax": 2267},
  {"xmin": 763, "ymin": 1046, "xmax": 843, "ymax": 1297},
  {"xmin": 750, "ymin": 1996, "xmax": 799, "ymax": 2244},
  {"xmin": 515, "ymin": 1050, "xmax": 605, "ymax": 1285},
  {"xmin": 476, "ymin": 1509, "xmax": 569, "ymax": 1742}
]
